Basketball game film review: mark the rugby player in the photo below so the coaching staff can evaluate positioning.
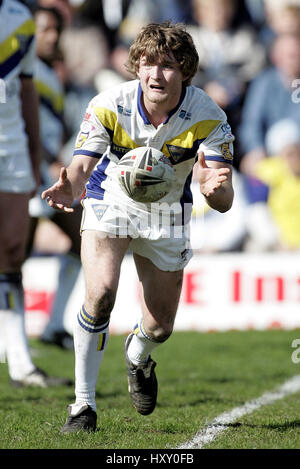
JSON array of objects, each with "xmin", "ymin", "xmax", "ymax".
[
  {"xmin": 0, "ymin": 0, "xmax": 70, "ymax": 387},
  {"xmin": 42, "ymin": 21, "xmax": 234, "ymax": 433}
]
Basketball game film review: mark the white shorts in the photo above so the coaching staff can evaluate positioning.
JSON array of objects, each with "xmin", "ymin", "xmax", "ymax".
[
  {"xmin": 81, "ymin": 197, "xmax": 193, "ymax": 272},
  {"xmin": 0, "ymin": 153, "xmax": 35, "ymax": 193},
  {"xmin": 29, "ymin": 162, "xmax": 56, "ymax": 218}
]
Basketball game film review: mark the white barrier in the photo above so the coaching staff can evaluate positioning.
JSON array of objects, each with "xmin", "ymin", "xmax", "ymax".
[{"xmin": 23, "ymin": 252, "xmax": 300, "ymax": 337}]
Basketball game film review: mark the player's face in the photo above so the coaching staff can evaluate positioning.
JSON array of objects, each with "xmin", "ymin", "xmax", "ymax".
[{"xmin": 137, "ymin": 54, "xmax": 186, "ymax": 110}]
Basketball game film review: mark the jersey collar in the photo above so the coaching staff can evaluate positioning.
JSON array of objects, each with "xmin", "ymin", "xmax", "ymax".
[{"xmin": 137, "ymin": 82, "xmax": 186, "ymax": 125}]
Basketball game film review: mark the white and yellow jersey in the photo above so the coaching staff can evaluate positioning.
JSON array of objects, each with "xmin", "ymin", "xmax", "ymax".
[
  {"xmin": 0, "ymin": 0, "xmax": 36, "ymax": 159},
  {"xmin": 34, "ymin": 57, "xmax": 64, "ymax": 158},
  {"xmin": 74, "ymin": 79, "xmax": 234, "ymax": 223}
]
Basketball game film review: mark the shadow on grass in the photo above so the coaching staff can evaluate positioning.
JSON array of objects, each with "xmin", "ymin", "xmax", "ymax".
[
  {"xmin": 157, "ymin": 395, "xmax": 246, "ymax": 409},
  {"xmin": 226, "ymin": 420, "xmax": 300, "ymax": 432},
  {"xmin": 0, "ymin": 389, "xmax": 124, "ymax": 406}
]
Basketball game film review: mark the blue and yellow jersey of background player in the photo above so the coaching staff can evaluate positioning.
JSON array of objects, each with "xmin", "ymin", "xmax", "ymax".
[
  {"xmin": 0, "ymin": 0, "xmax": 36, "ymax": 161},
  {"xmin": 73, "ymin": 79, "xmax": 234, "ymax": 223},
  {"xmin": 34, "ymin": 56, "xmax": 64, "ymax": 161},
  {"xmin": 28, "ymin": 56, "xmax": 65, "ymax": 218}
]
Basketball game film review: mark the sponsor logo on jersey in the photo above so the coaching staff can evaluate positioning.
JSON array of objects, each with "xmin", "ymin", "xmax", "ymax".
[
  {"xmin": 179, "ymin": 110, "xmax": 192, "ymax": 120},
  {"xmin": 180, "ymin": 248, "xmax": 191, "ymax": 261},
  {"xmin": 80, "ymin": 121, "xmax": 94, "ymax": 133},
  {"xmin": 221, "ymin": 143, "xmax": 233, "ymax": 161},
  {"xmin": 117, "ymin": 105, "xmax": 132, "ymax": 116},
  {"xmin": 75, "ymin": 132, "xmax": 89, "ymax": 148},
  {"xmin": 166, "ymin": 144, "xmax": 189, "ymax": 163},
  {"xmin": 8, "ymin": 6, "xmax": 24, "ymax": 14},
  {"xmin": 75, "ymin": 122, "xmax": 95, "ymax": 148},
  {"xmin": 221, "ymin": 123, "xmax": 235, "ymax": 142},
  {"xmin": 111, "ymin": 142, "xmax": 132, "ymax": 159},
  {"xmin": 92, "ymin": 204, "xmax": 108, "ymax": 221}
]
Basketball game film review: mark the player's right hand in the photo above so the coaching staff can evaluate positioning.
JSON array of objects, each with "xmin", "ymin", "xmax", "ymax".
[{"xmin": 41, "ymin": 167, "xmax": 75, "ymax": 213}]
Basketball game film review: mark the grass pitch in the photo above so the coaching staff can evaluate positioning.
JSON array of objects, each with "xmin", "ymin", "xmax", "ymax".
[{"xmin": 0, "ymin": 330, "xmax": 300, "ymax": 450}]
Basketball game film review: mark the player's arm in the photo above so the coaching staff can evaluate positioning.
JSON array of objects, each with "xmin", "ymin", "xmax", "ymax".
[
  {"xmin": 20, "ymin": 76, "xmax": 40, "ymax": 189},
  {"xmin": 41, "ymin": 154, "xmax": 98, "ymax": 212},
  {"xmin": 196, "ymin": 151, "xmax": 234, "ymax": 213}
]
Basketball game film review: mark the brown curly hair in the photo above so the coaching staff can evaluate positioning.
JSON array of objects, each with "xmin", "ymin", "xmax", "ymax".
[{"xmin": 125, "ymin": 21, "xmax": 199, "ymax": 86}]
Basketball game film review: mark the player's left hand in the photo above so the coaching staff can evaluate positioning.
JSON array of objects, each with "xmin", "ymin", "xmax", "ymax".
[
  {"xmin": 41, "ymin": 167, "xmax": 74, "ymax": 213},
  {"xmin": 196, "ymin": 151, "xmax": 230, "ymax": 197}
]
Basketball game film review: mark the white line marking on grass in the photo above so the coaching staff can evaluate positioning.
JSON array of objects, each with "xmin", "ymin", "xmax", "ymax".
[{"xmin": 177, "ymin": 374, "xmax": 300, "ymax": 449}]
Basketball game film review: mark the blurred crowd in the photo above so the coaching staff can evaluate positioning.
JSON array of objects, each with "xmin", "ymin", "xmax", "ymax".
[{"xmin": 22, "ymin": 0, "xmax": 300, "ymax": 255}]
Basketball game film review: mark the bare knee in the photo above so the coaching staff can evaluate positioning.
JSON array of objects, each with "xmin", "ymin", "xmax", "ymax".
[{"xmin": 145, "ymin": 320, "xmax": 174, "ymax": 343}]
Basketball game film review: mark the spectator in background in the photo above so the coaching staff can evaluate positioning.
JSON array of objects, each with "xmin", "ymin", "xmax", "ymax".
[
  {"xmin": 69, "ymin": 0, "xmax": 133, "ymax": 52},
  {"xmin": 59, "ymin": 15, "xmax": 109, "ymax": 90},
  {"xmin": 38, "ymin": 0, "xmax": 73, "ymax": 25},
  {"xmin": 244, "ymin": 0, "xmax": 266, "ymax": 28},
  {"xmin": 27, "ymin": 5, "xmax": 83, "ymax": 349},
  {"xmin": 54, "ymin": 1, "xmax": 111, "ymax": 156},
  {"xmin": 248, "ymin": 119, "xmax": 300, "ymax": 251},
  {"xmin": 190, "ymin": 167, "xmax": 248, "ymax": 253},
  {"xmin": 186, "ymin": 0, "xmax": 266, "ymax": 169},
  {"xmin": 238, "ymin": 33, "xmax": 300, "ymax": 251},
  {"xmin": 239, "ymin": 33, "xmax": 300, "ymax": 180},
  {"xmin": 117, "ymin": 0, "xmax": 194, "ymax": 48},
  {"xmin": 260, "ymin": 0, "xmax": 300, "ymax": 53}
]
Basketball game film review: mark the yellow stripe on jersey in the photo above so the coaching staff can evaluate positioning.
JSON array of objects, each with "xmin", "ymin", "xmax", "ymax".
[
  {"xmin": 113, "ymin": 122, "xmax": 138, "ymax": 151},
  {"xmin": 93, "ymin": 106, "xmax": 139, "ymax": 153},
  {"xmin": 0, "ymin": 18, "xmax": 35, "ymax": 63},
  {"xmin": 162, "ymin": 119, "xmax": 221, "ymax": 156},
  {"xmin": 93, "ymin": 106, "xmax": 117, "ymax": 132},
  {"xmin": 34, "ymin": 79, "xmax": 64, "ymax": 114}
]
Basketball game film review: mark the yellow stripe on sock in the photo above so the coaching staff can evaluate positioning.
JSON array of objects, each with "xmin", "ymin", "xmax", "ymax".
[
  {"xmin": 8, "ymin": 291, "xmax": 14, "ymax": 309},
  {"xmin": 97, "ymin": 333, "xmax": 104, "ymax": 351},
  {"xmin": 81, "ymin": 307, "xmax": 97, "ymax": 325}
]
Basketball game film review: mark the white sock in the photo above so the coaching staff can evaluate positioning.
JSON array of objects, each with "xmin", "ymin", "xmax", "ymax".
[
  {"xmin": 73, "ymin": 305, "xmax": 109, "ymax": 412},
  {"xmin": 127, "ymin": 320, "xmax": 161, "ymax": 365},
  {"xmin": 0, "ymin": 313, "xmax": 6, "ymax": 364},
  {"xmin": 0, "ymin": 272, "xmax": 35, "ymax": 380}
]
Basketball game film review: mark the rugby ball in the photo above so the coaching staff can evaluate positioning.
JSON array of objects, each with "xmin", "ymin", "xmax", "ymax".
[{"xmin": 117, "ymin": 147, "xmax": 174, "ymax": 203}]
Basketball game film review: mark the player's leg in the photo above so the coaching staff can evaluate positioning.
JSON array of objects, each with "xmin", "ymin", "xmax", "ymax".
[
  {"xmin": 25, "ymin": 216, "xmax": 39, "ymax": 258},
  {"xmin": 40, "ymin": 203, "xmax": 82, "ymax": 348},
  {"xmin": 0, "ymin": 193, "xmax": 72, "ymax": 387},
  {"xmin": 51, "ymin": 202, "xmax": 82, "ymax": 256},
  {"xmin": 131, "ymin": 253, "xmax": 183, "ymax": 354},
  {"xmin": 0, "ymin": 192, "xmax": 39, "ymax": 381},
  {"xmin": 61, "ymin": 230, "xmax": 131, "ymax": 433},
  {"xmin": 125, "ymin": 253, "xmax": 183, "ymax": 415}
]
